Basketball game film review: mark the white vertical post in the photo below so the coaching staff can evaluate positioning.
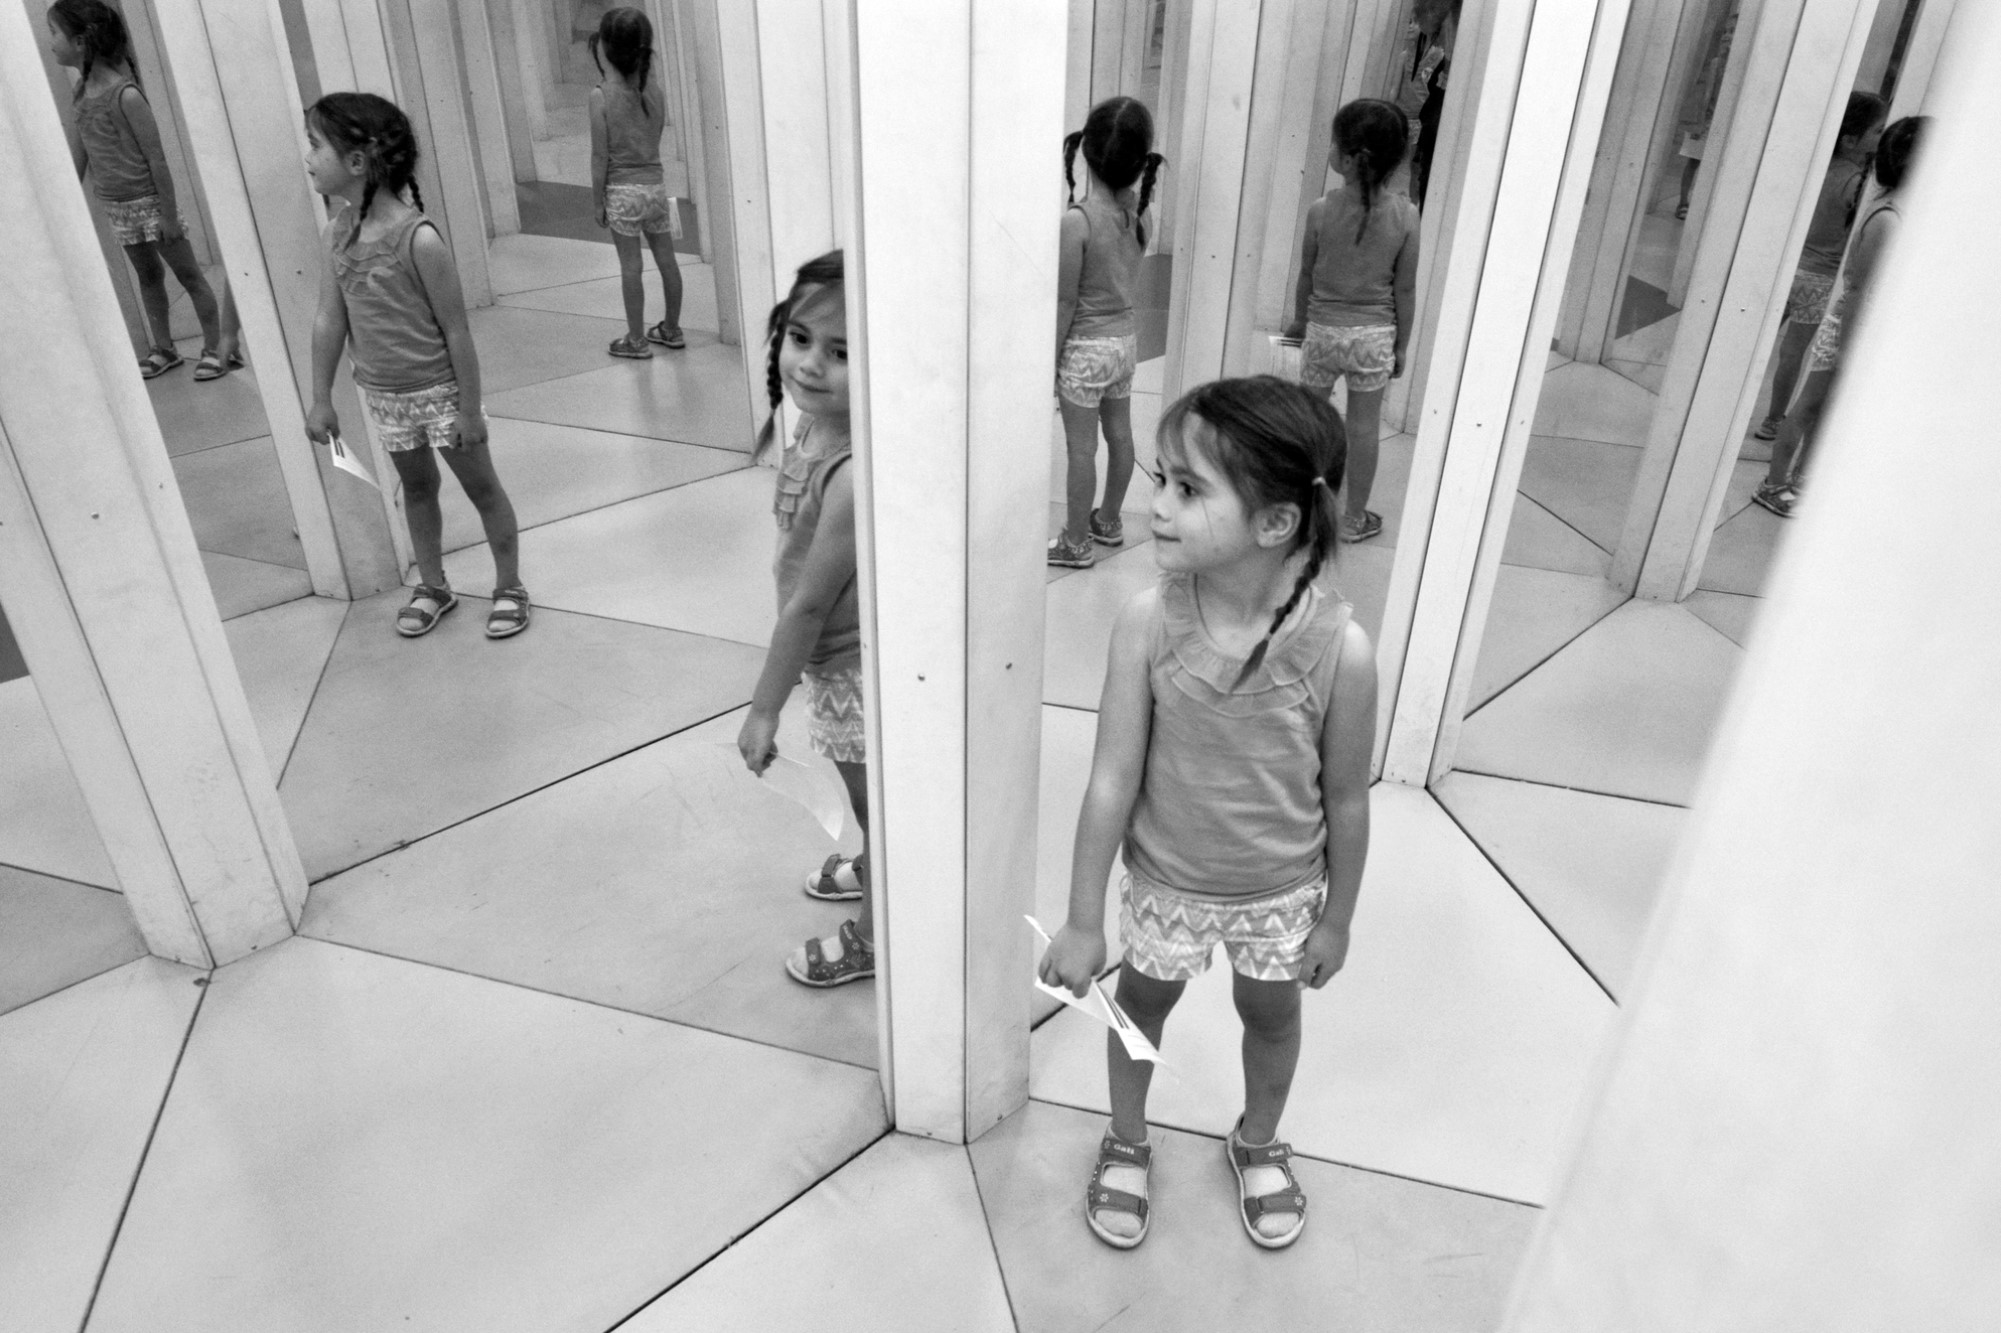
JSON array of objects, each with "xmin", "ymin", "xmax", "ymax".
[
  {"xmin": 845, "ymin": 0, "xmax": 1062, "ymax": 1140},
  {"xmin": 1499, "ymin": 15, "xmax": 2001, "ymax": 1321},
  {"xmin": 702, "ymin": 0, "xmax": 774, "ymax": 424},
  {"xmin": 0, "ymin": 7, "xmax": 305, "ymax": 966},
  {"xmin": 457, "ymin": 0, "xmax": 524, "ymax": 236},
  {"xmin": 506, "ymin": 0, "xmax": 552, "ymax": 145},
  {"xmin": 481, "ymin": 0, "xmax": 540, "ymax": 182},
  {"xmin": 680, "ymin": 0, "xmax": 746, "ymax": 341}
]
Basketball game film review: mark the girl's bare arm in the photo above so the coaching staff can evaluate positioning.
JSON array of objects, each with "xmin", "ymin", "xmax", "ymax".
[
  {"xmin": 1287, "ymin": 200, "xmax": 1323, "ymax": 337},
  {"xmin": 1303, "ymin": 618, "xmax": 1377, "ymax": 988},
  {"xmin": 1392, "ymin": 217, "xmax": 1420, "ymax": 367},
  {"xmin": 117, "ymin": 86, "xmax": 180, "ymax": 235},
  {"xmin": 738, "ymin": 465, "xmax": 858, "ymax": 771},
  {"xmin": 409, "ymin": 224, "xmax": 485, "ymax": 442},
  {"xmin": 306, "ymin": 236, "xmax": 350, "ymax": 438},
  {"xmin": 1054, "ymin": 207, "xmax": 1087, "ymax": 351},
  {"xmin": 588, "ymin": 87, "xmax": 610, "ymax": 220}
]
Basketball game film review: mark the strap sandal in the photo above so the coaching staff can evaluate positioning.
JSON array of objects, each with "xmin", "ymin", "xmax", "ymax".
[
  {"xmin": 1341, "ymin": 509, "xmax": 1383, "ymax": 542},
  {"xmin": 803, "ymin": 853, "xmax": 866, "ymax": 901},
  {"xmin": 1751, "ymin": 482, "xmax": 1795, "ymax": 519},
  {"xmin": 138, "ymin": 347, "xmax": 184, "ymax": 380},
  {"xmin": 785, "ymin": 919, "xmax": 875, "ymax": 988},
  {"xmin": 395, "ymin": 585, "xmax": 458, "ymax": 638},
  {"xmin": 485, "ymin": 586, "xmax": 531, "ymax": 639},
  {"xmin": 192, "ymin": 348, "xmax": 230, "ymax": 381},
  {"xmin": 1752, "ymin": 417, "xmax": 1780, "ymax": 441},
  {"xmin": 1226, "ymin": 1119, "xmax": 1307, "ymax": 1250},
  {"xmin": 1085, "ymin": 1131, "xmax": 1152, "ymax": 1250},
  {"xmin": 608, "ymin": 335, "xmax": 653, "ymax": 360},
  {"xmin": 646, "ymin": 321, "xmax": 686, "ymax": 350}
]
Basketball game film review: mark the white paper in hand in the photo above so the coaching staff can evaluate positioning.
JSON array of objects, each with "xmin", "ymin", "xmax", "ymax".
[
  {"xmin": 712, "ymin": 743, "xmax": 846, "ymax": 841},
  {"xmin": 1025, "ymin": 916, "xmax": 1163, "ymax": 1065},
  {"xmin": 324, "ymin": 433, "xmax": 380, "ymax": 490}
]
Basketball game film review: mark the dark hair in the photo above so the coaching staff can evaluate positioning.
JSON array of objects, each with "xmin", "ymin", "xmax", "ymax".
[
  {"xmin": 590, "ymin": 6, "xmax": 656, "ymax": 118},
  {"xmin": 1332, "ymin": 99, "xmax": 1410, "ymax": 242},
  {"xmin": 1064, "ymin": 96, "xmax": 1165, "ymax": 248},
  {"xmin": 306, "ymin": 92, "xmax": 425, "ymax": 240},
  {"xmin": 1156, "ymin": 376, "xmax": 1349, "ymax": 688},
  {"xmin": 1874, "ymin": 115, "xmax": 1927, "ymax": 191},
  {"xmin": 753, "ymin": 250, "xmax": 846, "ymax": 461},
  {"xmin": 48, "ymin": 0, "xmax": 137, "ymax": 101},
  {"xmin": 1839, "ymin": 90, "xmax": 1888, "ymax": 144}
]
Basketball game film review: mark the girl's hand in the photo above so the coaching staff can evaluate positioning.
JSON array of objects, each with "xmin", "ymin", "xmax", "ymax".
[
  {"xmin": 453, "ymin": 410, "xmax": 488, "ymax": 449},
  {"xmin": 738, "ymin": 709, "xmax": 780, "ymax": 775},
  {"xmin": 1393, "ymin": 350, "xmax": 1406, "ymax": 379},
  {"xmin": 595, "ymin": 203, "xmax": 609, "ymax": 229},
  {"xmin": 156, "ymin": 210, "xmax": 186, "ymax": 242},
  {"xmin": 1037, "ymin": 923, "xmax": 1107, "ymax": 999},
  {"xmin": 1297, "ymin": 919, "xmax": 1350, "ymax": 990},
  {"xmin": 305, "ymin": 401, "xmax": 339, "ymax": 445}
]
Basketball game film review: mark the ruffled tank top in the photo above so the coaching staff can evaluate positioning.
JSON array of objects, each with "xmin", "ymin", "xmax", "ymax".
[
  {"xmin": 328, "ymin": 205, "xmax": 456, "ymax": 393},
  {"xmin": 1123, "ymin": 571, "xmax": 1352, "ymax": 897},
  {"xmin": 772, "ymin": 415, "xmax": 862, "ymax": 673},
  {"xmin": 74, "ymin": 78, "xmax": 157, "ymax": 202}
]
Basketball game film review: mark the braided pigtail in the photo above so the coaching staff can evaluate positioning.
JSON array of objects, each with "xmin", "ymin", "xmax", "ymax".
[
  {"xmin": 358, "ymin": 163, "xmax": 380, "ymax": 229},
  {"xmin": 408, "ymin": 178, "xmax": 426, "ymax": 214},
  {"xmin": 637, "ymin": 48, "xmax": 655, "ymax": 118},
  {"xmin": 588, "ymin": 31, "xmax": 606, "ymax": 80},
  {"xmin": 1134, "ymin": 152, "xmax": 1164, "ymax": 248},
  {"xmin": 1332, "ymin": 99, "xmax": 1410, "ymax": 243},
  {"xmin": 1062, "ymin": 131, "xmax": 1083, "ymax": 203},
  {"xmin": 1230, "ymin": 498, "xmax": 1330, "ymax": 692},
  {"xmin": 750, "ymin": 298, "xmax": 790, "ymax": 463}
]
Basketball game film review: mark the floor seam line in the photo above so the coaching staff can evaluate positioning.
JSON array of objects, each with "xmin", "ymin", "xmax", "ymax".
[
  {"xmin": 278, "ymin": 599, "xmax": 353, "ymax": 786},
  {"xmin": 1445, "ymin": 769, "xmax": 1691, "ymax": 809},
  {"xmin": 1462, "ymin": 592, "xmax": 1632, "ymax": 720}
]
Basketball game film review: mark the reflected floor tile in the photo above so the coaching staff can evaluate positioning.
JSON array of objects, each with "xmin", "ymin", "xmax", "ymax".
[
  {"xmin": 1435, "ymin": 771, "xmax": 1683, "ymax": 998},
  {"xmin": 87, "ymin": 938, "xmax": 887, "ymax": 1333},
  {"xmin": 1458, "ymin": 600, "xmax": 1741, "ymax": 806},
  {"xmin": 0, "ymin": 957, "xmax": 202, "ymax": 1333},
  {"xmin": 0, "ymin": 866, "xmax": 145, "ymax": 1016},
  {"xmin": 171, "ymin": 435, "xmax": 305, "ymax": 569},
  {"xmin": 221, "ymin": 596, "xmax": 350, "ymax": 778},
  {"xmin": 1031, "ymin": 786, "xmax": 1613, "ymax": 1204},
  {"xmin": 623, "ymin": 1134, "xmax": 1011, "ymax": 1332},
  {"xmin": 1699, "ymin": 501, "xmax": 1785, "ymax": 597},
  {"xmin": 445, "ymin": 469, "xmax": 777, "ymax": 644},
  {"xmin": 280, "ymin": 590, "xmax": 762, "ymax": 880},
  {"xmin": 469, "ymin": 303, "xmax": 642, "ymax": 394},
  {"xmin": 495, "ymin": 265, "xmax": 722, "ymax": 334},
  {"xmin": 486, "ymin": 231, "xmax": 625, "ymax": 294},
  {"xmin": 1043, "ymin": 543, "xmax": 1164, "ymax": 709},
  {"xmin": 0, "ymin": 677, "xmax": 116, "ymax": 887},
  {"xmin": 1715, "ymin": 457, "xmax": 1768, "ymax": 528},
  {"xmin": 484, "ymin": 335, "xmax": 750, "ymax": 450},
  {"xmin": 201, "ymin": 550, "xmax": 313, "ymax": 621},
  {"xmin": 1333, "ymin": 540, "xmax": 1397, "ymax": 644},
  {"xmin": 1532, "ymin": 360, "xmax": 1656, "ymax": 447},
  {"xmin": 1518, "ymin": 435, "xmax": 1644, "ymax": 552},
  {"xmin": 1034, "ymin": 706, "xmax": 1123, "ymax": 1025},
  {"xmin": 1469, "ymin": 566, "xmax": 1627, "ymax": 711},
  {"xmin": 305, "ymin": 700, "xmax": 876, "ymax": 1069},
  {"xmin": 435, "ymin": 420, "xmax": 744, "ymax": 558},
  {"xmin": 1502, "ymin": 492, "xmax": 1612, "ymax": 578},
  {"xmin": 973, "ymin": 1100, "xmax": 1536, "ymax": 1333},
  {"xmin": 1602, "ymin": 356, "xmax": 1666, "ymax": 394},
  {"xmin": 151, "ymin": 339, "xmax": 272, "ymax": 456},
  {"xmin": 1684, "ymin": 588, "xmax": 1759, "ymax": 647}
]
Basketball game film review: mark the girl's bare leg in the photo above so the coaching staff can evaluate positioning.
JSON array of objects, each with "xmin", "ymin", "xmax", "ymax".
[
  {"xmin": 1096, "ymin": 393, "xmax": 1136, "ymax": 526},
  {"xmin": 1766, "ymin": 367, "xmax": 1833, "ymax": 489},
  {"xmin": 612, "ymin": 229, "xmax": 647, "ymax": 342},
  {"xmin": 1093, "ymin": 964, "xmax": 1185, "ymax": 1240},
  {"xmin": 389, "ymin": 445, "xmax": 449, "ymax": 587},
  {"xmin": 643, "ymin": 227, "xmax": 684, "ymax": 337},
  {"xmin": 157, "ymin": 235, "xmax": 221, "ymax": 349},
  {"xmin": 440, "ymin": 438, "xmax": 522, "ymax": 589},
  {"xmin": 835, "ymin": 759, "xmax": 871, "ymax": 944},
  {"xmin": 1343, "ymin": 385, "xmax": 1385, "ymax": 519},
  {"xmin": 1761, "ymin": 319, "xmax": 1814, "ymax": 431},
  {"xmin": 1233, "ymin": 971, "xmax": 1307, "ymax": 1240},
  {"xmin": 1058, "ymin": 397, "xmax": 1101, "ymax": 546},
  {"xmin": 125, "ymin": 241, "xmax": 175, "ymax": 350}
]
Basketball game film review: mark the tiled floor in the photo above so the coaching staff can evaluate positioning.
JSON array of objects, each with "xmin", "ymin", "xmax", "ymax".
[{"xmin": 5, "ymin": 235, "xmax": 1779, "ymax": 1327}]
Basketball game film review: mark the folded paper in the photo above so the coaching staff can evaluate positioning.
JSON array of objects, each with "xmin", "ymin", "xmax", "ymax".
[{"xmin": 1025, "ymin": 916, "xmax": 1164, "ymax": 1064}]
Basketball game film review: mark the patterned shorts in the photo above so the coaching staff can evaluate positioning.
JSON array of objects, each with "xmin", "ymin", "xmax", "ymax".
[
  {"xmin": 361, "ymin": 381, "xmax": 477, "ymax": 453},
  {"xmin": 1056, "ymin": 334, "xmax": 1137, "ymax": 408},
  {"xmin": 1783, "ymin": 270, "xmax": 1837, "ymax": 326},
  {"xmin": 804, "ymin": 662, "xmax": 866, "ymax": 765},
  {"xmin": 605, "ymin": 182, "xmax": 683, "ymax": 239},
  {"xmin": 105, "ymin": 194, "xmax": 169, "ymax": 246},
  {"xmin": 1119, "ymin": 870, "xmax": 1328, "ymax": 983},
  {"xmin": 1301, "ymin": 321, "xmax": 1397, "ymax": 394}
]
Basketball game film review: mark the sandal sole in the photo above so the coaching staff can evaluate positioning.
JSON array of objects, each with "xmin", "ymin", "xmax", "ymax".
[
  {"xmin": 1086, "ymin": 1214, "xmax": 1148, "ymax": 1250},
  {"xmin": 396, "ymin": 594, "xmax": 458, "ymax": 638},
  {"xmin": 783, "ymin": 958, "xmax": 874, "ymax": 987},
  {"xmin": 802, "ymin": 884, "xmax": 864, "ymax": 901},
  {"xmin": 1227, "ymin": 1134, "xmax": 1306, "ymax": 1251}
]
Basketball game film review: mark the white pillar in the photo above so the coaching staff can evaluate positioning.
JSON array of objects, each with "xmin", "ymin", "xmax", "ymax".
[
  {"xmin": 458, "ymin": 0, "xmax": 525, "ymax": 236},
  {"xmin": 0, "ymin": 6, "xmax": 305, "ymax": 967},
  {"xmin": 1500, "ymin": 14, "xmax": 2001, "ymax": 1323},
  {"xmin": 845, "ymin": 0, "xmax": 1064, "ymax": 1140}
]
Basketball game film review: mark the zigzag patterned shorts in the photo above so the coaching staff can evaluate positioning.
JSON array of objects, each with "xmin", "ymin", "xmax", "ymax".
[
  {"xmin": 804, "ymin": 663, "xmax": 866, "ymax": 764},
  {"xmin": 1119, "ymin": 870, "xmax": 1328, "ymax": 983}
]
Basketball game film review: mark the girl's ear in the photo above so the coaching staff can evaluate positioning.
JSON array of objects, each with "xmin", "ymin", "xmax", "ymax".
[{"xmin": 1255, "ymin": 501, "xmax": 1302, "ymax": 549}]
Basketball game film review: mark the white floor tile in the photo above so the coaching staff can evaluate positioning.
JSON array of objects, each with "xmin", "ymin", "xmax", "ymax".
[
  {"xmin": 170, "ymin": 435, "xmax": 306, "ymax": 570},
  {"xmin": 469, "ymin": 302, "xmax": 645, "ymax": 394},
  {"xmin": 1532, "ymin": 360, "xmax": 1657, "ymax": 447},
  {"xmin": 221, "ymin": 596, "xmax": 350, "ymax": 777},
  {"xmin": 973, "ymin": 1099, "xmax": 1536, "ymax": 1333},
  {"xmin": 1457, "ymin": 599, "xmax": 1741, "ymax": 806},
  {"xmin": 486, "ymin": 232, "xmax": 626, "ymax": 295},
  {"xmin": 147, "ymin": 344, "xmax": 272, "ymax": 456},
  {"xmin": 0, "ymin": 677, "xmax": 117, "ymax": 888},
  {"xmin": 87, "ymin": 938, "xmax": 887, "ymax": 1333},
  {"xmin": 622, "ymin": 1135, "xmax": 1013, "ymax": 1333},
  {"xmin": 1042, "ymin": 543, "xmax": 1165, "ymax": 710},
  {"xmin": 1434, "ymin": 772, "xmax": 1684, "ymax": 998},
  {"xmin": 1699, "ymin": 501, "xmax": 1785, "ymax": 596},
  {"xmin": 445, "ymin": 468, "xmax": 778, "ymax": 643},
  {"xmin": 1684, "ymin": 588, "xmax": 1760, "ymax": 647},
  {"xmin": 1715, "ymin": 457, "xmax": 1768, "ymax": 528},
  {"xmin": 199, "ymin": 550, "xmax": 314, "ymax": 621},
  {"xmin": 1469, "ymin": 565, "xmax": 1627, "ymax": 711},
  {"xmin": 483, "ymin": 335, "xmax": 751, "ymax": 451},
  {"xmin": 0, "ymin": 957, "xmax": 202, "ymax": 1333},
  {"xmin": 1030, "ymin": 785, "xmax": 1614, "ymax": 1204},
  {"xmin": 1517, "ymin": 434, "xmax": 1644, "ymax": 553},
  {"xmin": 0, "ymin": 866, "xmax": 146, "ymax": 1015},
  {"xmin": 1501, "ymin": 493, "xmax": 1613, "ymax": 578},
  {"xmin": 496, "ymin": 265, "xmax": 721, "ymax": 335}
]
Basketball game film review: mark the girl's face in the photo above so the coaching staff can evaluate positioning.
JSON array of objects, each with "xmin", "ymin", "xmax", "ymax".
[
  {"xmin": 47, "ymin": 18, "xmax": 80, "ymax": 67},
  {"xmin": 778, "ymin": 286, "xmax": 849, "ymax": 418},
  {"xmin": 1852, "ymin": 118, "xmax": 1886, "ymax": 160},
  {"xmin": 1149, "ymin": 420, "xmax": 1287, "ymax": 573},
  {"xmin": 303, "ymin": 120, "xmax": 362, "ymax": 198}
]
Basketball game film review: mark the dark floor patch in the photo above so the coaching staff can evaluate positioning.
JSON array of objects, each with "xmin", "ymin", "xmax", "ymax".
[
  {"xmin": 514, "ymin": 181, "xmax": 703, "ymax": 254},
  {"xmin": 1616, "ymin": 274, "xmax": 1679, "ymax": 339},
  {"xmin": 0, "ymin": 602, "xmax": 25, "ymax": 684}
]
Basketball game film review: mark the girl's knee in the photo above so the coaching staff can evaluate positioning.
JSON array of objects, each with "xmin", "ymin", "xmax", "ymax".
[
  {"xmin": 1233, "ymin": 975, "xmax": 1302, "ymax": 1034},
  {"xmin": 1115, "ymin": 967, "xmax": 1184, "ymax": 1022}
]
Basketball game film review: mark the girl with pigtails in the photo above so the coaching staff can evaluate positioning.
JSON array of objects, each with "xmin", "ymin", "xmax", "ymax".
[
  {"xmin": 588, "ymin": 5, "xmax": 686, "ymax": 358},
  {"xmin": 303, "ymin": 93, "xmax": 529, "ymax": 640},
  {"xmin": 1039, "ymin": 376, "xmax": 1377, "ymax": 1253},
  {"xmin": 1048, "ymin": 96, "xmax": 1165, "ymax": 569},
  {"xmin": 1283, "ymin": 99, "xmax": 1419, "ymax": 543}
]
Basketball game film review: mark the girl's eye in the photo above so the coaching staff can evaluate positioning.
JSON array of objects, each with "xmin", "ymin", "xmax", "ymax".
[{"xmin": 832, "ymin": 348, "xmax": 847, "ymax": 362}]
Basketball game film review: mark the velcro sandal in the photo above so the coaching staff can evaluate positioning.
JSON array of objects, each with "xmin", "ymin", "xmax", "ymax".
[
  {"xmin": 395, "ymin": 585, "xmax": 457, "ymax": 638},
  {"xmin": 486, "ymin": 587, "xmax": 530, "ymax": 639},
  {"xmin": 1226, "ymin": 1119, "xmax": 1307, "ymax": 1250},
  {"xmin": 803, "ymin": 853, "xmax": 866, "ymax": 901},
  {"xmin": 785, "ymin": 919, "xmax": 874, "ymax": 988},
  {"xmin": 1085, "ymin": 1132, "xmax": 1152, "ymax": 1249}
]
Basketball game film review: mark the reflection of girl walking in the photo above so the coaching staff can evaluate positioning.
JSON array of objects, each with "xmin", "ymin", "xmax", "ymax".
[{"xmin": 590, "ymin": 6, "xmax": 685, "ymax": 358}]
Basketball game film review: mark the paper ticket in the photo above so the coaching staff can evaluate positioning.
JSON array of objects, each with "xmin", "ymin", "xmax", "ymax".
[{"xmin": 1025, "ymin": 916, "xmax": 1163, "ymax": 1065}]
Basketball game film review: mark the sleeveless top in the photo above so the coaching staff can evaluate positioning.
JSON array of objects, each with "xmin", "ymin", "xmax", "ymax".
[
  {"xmin": 600, "ymin": 80, "xmax": 666, "ymax": 186},
  {"xmin": 1066, "ymin": 187, "xmax": 1143, "ymax": 340},
  {"xmin": 1799, "ymin": 156, "xmax": 1868, "ymax": 276},
  {"xmin": 1124, "ymin": 572, "xmax": 1353, "ymax": 898},
  {"xmin": 773, "ymin": 416, "xmax": 862, "ymax": 674},
  {"xmin": 74, "ymin": 78, "xmax": 157, "ymax": 202},
  {"xmin": 328, "ymin": 205, "xmax": 456, "ymax": 393},
  {"xmin": 1306, "ymin": 188, "xmax": 1421, "ymax": 328},
  {"xmin": 1823, "ymin": 197, "xmax": 1901, "ymax": 330}
]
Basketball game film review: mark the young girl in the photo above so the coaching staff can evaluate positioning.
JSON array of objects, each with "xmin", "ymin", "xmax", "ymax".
[
  {"xmin": 735, "ymin": 252, "xmax": 872, "ymax": 987},
  {"xmin": 1048, "ymin": 96, "xmax": 1164, "ymax": 570},
  {"xmin": 302, "ymin": 93, "xmax": 529, "ymax": 640},
  {"xmin": 49, "ymin": 0, "xmax": 238, "ymax": 382},
  {"xmin": 1757, "ymin": 115, "xmax": 1927, "ymax": 518},
  {"xmin": 1284, "ymin": 99, "xmax": 1418, "ymax": 544},
  {"xmin": 1039, "ymin": 376, "xmax": 1377, "ymax": 1251},
  {"xmin": 589, "ymin": 6, "xmax": 685, "ymax": 359}
]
